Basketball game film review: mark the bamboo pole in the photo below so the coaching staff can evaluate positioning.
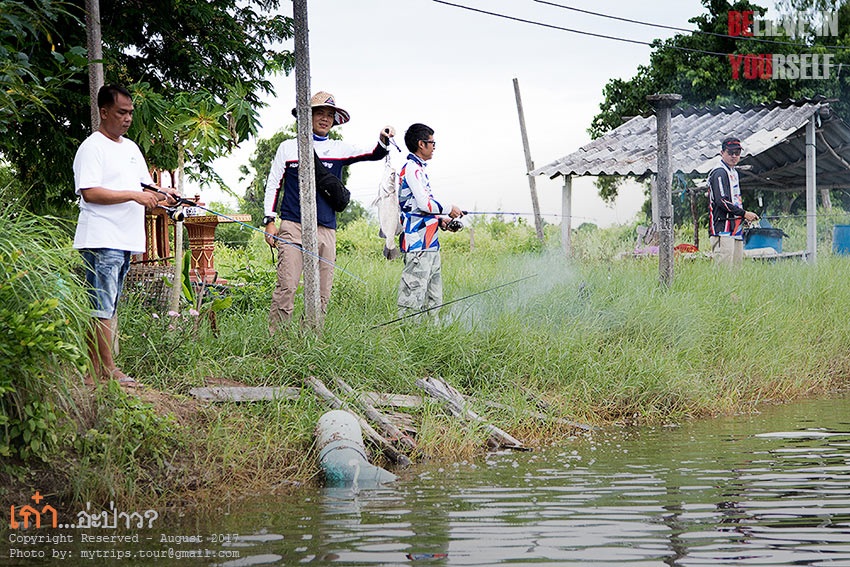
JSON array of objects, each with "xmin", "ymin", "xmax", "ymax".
[
  {"xmin": 333, "ymin": 377, "xmax": 418, "ymax": 452},
  {"xmin": 512, "ymin": 78, "xmax": 545, "ymax": 243},
  {"xmin": 415, "ymin": 376, "xmax": 526, "ymax": 450}
]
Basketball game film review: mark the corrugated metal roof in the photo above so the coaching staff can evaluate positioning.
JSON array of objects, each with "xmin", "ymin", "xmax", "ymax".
[{"xmin": 530, "ymin": 98, "xmax": 850, "ymax": 189}]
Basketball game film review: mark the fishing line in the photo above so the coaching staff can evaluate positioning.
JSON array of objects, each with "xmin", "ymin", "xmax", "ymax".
[
  {"xmin": 141, "ymin": 183, "xmax": 366, "ymax": 284},
  {"xmin": 370, "ymin": 273, "xmax": 538, "ymax": 329}
]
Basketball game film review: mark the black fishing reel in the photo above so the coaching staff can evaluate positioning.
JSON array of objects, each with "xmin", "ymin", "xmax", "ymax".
[
  {"xmin": 160, "ymin": 205, "xmax": 185, "ymax": 222},
  {"xmin": 445, "ymin": 219, "xmax": 464, "ymax": 232}
]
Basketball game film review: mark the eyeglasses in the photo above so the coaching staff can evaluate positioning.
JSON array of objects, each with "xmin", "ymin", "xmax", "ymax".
[
  {"xmin": 421, "ymin": 140, "xmax": 436, "ymax": 147},
  {"xmin": 727, "ymin": 149, "xmax": 742, "ymax": 156}
]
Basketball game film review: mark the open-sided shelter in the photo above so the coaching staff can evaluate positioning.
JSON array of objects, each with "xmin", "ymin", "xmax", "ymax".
[{"xmin": 531, "ymin": 97, "xmax": 850, "ymax": 260}]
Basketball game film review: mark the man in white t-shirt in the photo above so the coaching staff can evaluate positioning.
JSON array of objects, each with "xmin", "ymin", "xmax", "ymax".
[{"xmin": 73, "ymin": 84, "xmax": 177, "ymax": 388}]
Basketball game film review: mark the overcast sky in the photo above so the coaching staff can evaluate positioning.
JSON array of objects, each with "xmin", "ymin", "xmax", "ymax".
[{"xmin": 197, "ymin": 0, "xmax": 775, "ymax": 227}]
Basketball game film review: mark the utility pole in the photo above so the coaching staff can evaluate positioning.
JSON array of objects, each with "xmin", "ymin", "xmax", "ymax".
[
  {"xmin": 293, "ymin": 0, "xmax": 322, "ymax": 330},
  {"xmin": 647, "ymin": 93, "xmax": 681, "ymax": 289},
  {"xmin": 85, "ymin": 0, "xmax": 103, "ymax": 131},
  {"xmin": 512, "ymin": 78, "xmax": 545, "ymax": 243}
]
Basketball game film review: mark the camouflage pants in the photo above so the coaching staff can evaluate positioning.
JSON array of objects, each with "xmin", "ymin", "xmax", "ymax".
[{"xmin": 397, "ymin": 250, "xmax": 442, "ymax": 318}]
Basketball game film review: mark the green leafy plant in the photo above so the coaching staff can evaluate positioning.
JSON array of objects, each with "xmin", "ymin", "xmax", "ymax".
[{"xmin": 0, "ymin": 205, "xmax": 89, "ymax": 474}]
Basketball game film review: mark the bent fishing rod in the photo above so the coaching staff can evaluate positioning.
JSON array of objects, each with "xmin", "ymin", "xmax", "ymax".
[
  {"xmin": 141, "ymin": 183, "xmax": 365, "ymax": 284},
  {"xmin": 370, "ymin": 273, "xmax": 538, "ymax": 329}
]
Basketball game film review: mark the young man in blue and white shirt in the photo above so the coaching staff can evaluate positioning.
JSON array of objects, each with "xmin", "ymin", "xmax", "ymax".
[{"xmin": 397, "ymin": 123, "xmax": 463, "ymax": 318}]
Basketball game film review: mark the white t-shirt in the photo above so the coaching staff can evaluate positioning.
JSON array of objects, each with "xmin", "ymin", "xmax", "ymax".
[{"xmin": 72, "ymin": 131, "xmax": 154, "ymax": 253}]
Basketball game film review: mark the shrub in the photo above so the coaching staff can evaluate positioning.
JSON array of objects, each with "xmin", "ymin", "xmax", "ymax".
[{"xmin": 0, "ymin": 208, "xmax": 90, "ymax": 473}]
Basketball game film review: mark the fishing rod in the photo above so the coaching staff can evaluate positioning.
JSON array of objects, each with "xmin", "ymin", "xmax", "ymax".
[
  {"xmin": 462, "ymin": 210, "xmax": 563, "ymax": 217},
  {"xmin": 141, "ymin": 183, "xmax": 365, "ymax": 284},
  {"xmin": 370, "ymin": 273, "xmax": 538, "ymax": 329}
]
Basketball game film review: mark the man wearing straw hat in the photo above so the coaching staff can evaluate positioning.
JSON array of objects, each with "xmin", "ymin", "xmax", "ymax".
[
  {"xmin": 707, "ymin": 136, "xmax": 759, "ymax": 267},
  {"xmin": 262, "ymin": 91, "xmax": 394, "ymax": 331}
]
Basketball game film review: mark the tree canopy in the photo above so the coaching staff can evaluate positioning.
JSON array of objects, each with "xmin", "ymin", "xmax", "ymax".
[
  {"xmin": 591, "ymin": 0, "xmax": 849, "ymax": 139},
  {"xmin": 0, "ymin": 0, "xmax": 294, "ymax": 214}
]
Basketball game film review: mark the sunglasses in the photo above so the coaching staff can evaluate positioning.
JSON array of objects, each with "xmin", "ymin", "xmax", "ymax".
[{"xmin": 726, "ymin": 149, "xmax": 742, "ymax": 156}]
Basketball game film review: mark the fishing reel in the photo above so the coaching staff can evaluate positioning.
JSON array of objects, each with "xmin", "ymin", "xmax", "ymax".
[
  {"xmin": 159, "ymin": 205, "xmax": 186, "ymax": 222},
  {"xmin": 445, "ymin": 218, "xmax": 464, "ymax": 232}
]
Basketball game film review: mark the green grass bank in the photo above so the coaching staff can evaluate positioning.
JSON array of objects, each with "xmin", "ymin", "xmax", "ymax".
[{"xmin": 3, "ymin": 212, "xmax": 850, "ymax": 508}]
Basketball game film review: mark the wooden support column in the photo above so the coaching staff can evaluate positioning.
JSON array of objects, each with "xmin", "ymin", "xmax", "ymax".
[
  {"xmin": 647, "ymin": 94, "xmax": 681, "ymax": 288},
  {"xmin": 806, "ymin": 115, "xmax": 817, "ymax": 263},
  {"xmin": 293, "ymin": 0, "xmax": 322, "ymax": 329},
  {"xmin": 561, "ymin": 175, "xmax": 572, "ymax": 257}
]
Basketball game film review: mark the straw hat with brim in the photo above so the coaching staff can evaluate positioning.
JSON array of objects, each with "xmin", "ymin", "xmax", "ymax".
[{"xmin": 291, "ymin": 91, "xmax": 350, "ymax": 126}]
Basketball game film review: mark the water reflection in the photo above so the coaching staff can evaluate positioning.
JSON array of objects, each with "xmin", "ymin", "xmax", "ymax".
[{"xmin": 8, "ymin": 395, "xmax": 850, "ymax": 565}]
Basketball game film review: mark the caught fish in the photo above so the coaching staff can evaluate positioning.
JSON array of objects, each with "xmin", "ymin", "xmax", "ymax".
[{"xmin": 372, "ymin": 156, "xmax": 402, "ymax": 260}]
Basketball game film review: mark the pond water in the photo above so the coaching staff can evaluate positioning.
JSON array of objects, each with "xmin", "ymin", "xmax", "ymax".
[{"xmin": 6, "ymin": 393, "xmax": 850, "ymax": 566}]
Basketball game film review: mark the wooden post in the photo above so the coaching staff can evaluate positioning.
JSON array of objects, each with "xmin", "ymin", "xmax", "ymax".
[
  {"xmin": 647, "ymin": 94, "xmax": 681, "ymax": 288},
  {"xmin": 85, "ymin": 0, "xmax": 103, "ymax": 131},
  {"xmin": 512, "ymin": 78, "xmax": 545, "ymax": 243},
  {"xmin": 806, "ymin": 115, "xmax": 817, "ymax": 262},
  {"xmin": 293, "ymin": 0, "xmax": 322, "ymax": 330},
  {"xmin": 561, "ymin": 175, "xmax": 572, "ymax": 257}
]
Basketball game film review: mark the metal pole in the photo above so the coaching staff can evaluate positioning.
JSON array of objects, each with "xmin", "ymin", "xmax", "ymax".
[
  {"xmin": 647, "ymin": 93, "xmax": 682, "ymax": 289},
  {"xmin": 512, "ymin": 78, "xmax": 545, "ymax": 243},
  {"xmin": 85, "ymin": 0, "xmax": 103, "ymax": 131},
  {"xmin": 806, "ymin": 115, "xmax": 817, "ymax": 263},
  {"xmin": 561, "ymin": 175, "xmax": 572, "ymax": 257},
  {"xmin": 293, "ymin": 0, "xmax": 322, "ymax": 329}
]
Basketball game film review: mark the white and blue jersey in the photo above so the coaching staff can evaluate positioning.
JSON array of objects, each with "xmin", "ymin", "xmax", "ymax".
[
  {"xmin": 398, "ymin": 153, "xmax": 451, "ymax": 252},
  {"xmin": 264, "ymin": 134, "xmax": 387, "ymax": 230}
]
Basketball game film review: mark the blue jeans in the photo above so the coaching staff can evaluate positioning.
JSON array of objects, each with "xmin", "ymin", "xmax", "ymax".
[{"xmin": 80, "ymin": 249, "xmax": 131, "ymax": 319}]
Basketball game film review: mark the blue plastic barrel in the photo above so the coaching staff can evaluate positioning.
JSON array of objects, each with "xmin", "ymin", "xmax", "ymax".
[{"xmin": 834, "ymin": 225, "xmax": 850, "ymax": 255}]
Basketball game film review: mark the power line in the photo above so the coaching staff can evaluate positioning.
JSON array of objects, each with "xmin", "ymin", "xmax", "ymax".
[
  {"xmin": 534, "ymin": 0, "xmax": 850, "ymax": 52},
  {"xmin": 433, "ymin": 0, "xmax": 849, "ymax": 59},
  {"xmin": 431, "ymin": 0, "xmax": 733, "ymax": 58}
]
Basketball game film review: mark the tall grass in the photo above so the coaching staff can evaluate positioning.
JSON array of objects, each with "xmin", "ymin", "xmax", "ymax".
[{"xmin": 9, "ymin": 208, "xmax": 850, "ymax": 505}]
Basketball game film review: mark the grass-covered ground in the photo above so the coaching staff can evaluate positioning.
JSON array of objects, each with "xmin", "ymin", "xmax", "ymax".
[{"xmin": 3, "ymin": 211, "xmax": 850, "ymax": 508}]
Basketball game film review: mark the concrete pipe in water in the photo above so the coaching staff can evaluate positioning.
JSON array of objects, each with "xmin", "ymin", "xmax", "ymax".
[{"xmin": 316, "ymin": 410, "xmax": 397, "ymax": 488}]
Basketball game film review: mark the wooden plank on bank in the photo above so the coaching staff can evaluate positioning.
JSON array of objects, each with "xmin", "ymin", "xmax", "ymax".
[
  {"xmin": 305, "ymin": 376, "xmax": 411, "ymax": 468},
  {"xmin": 189, "ymin": 386, "xmax": 300, "ymax": 402},
  {"xmin": 415, "ymin": 376, "xmax": 527, "ymax": 451}
]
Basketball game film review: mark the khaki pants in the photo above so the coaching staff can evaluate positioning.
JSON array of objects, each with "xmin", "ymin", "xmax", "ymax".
[
  {"xmin": 710, "ymin": 235, "xmax": 743, "ymax": 267},
  {"xmin": 269, "ymin": 220, "xmax": 336, "ymax": 332},
  {"xmin": 397, "ymin": 250, "xmax": 443, "ymax": 319}
]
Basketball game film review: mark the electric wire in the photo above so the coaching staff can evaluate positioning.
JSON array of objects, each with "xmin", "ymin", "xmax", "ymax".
[{"xmin": 432, "ymin": 0, "xmax": 846, "ymax": 58}]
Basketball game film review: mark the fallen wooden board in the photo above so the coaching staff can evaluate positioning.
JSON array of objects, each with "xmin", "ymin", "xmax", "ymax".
[{"xmin": 189, "ymin": 386, "xmax": 300, "ymax": 402}]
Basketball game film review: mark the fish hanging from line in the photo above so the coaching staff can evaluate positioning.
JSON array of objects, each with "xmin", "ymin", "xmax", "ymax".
[{"xmin": 372, "ymin": 154, "xmax": 402, "ymax": 260}]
